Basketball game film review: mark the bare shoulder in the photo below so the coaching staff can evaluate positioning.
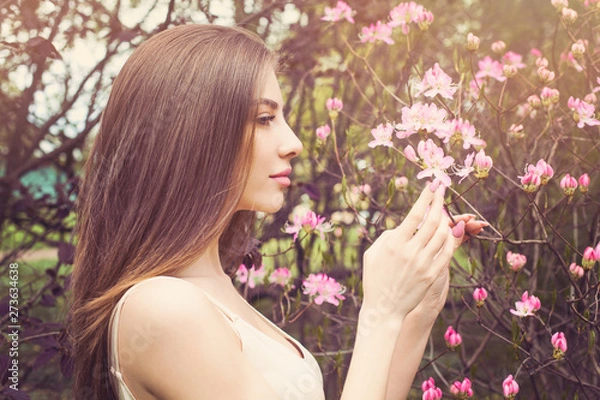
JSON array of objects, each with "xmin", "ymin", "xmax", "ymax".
[{"xmin": 117, "ymin": 277, "xmax": 277, "ymax": 399}]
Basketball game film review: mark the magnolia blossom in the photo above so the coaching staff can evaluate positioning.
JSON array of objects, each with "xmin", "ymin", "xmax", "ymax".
[
  {"xmin": 236, "ymin": 264, "xmax": 266, "ymax": 289},
  {"xmin": 302, "ymin": 273, "xmax": 346, "ymax": 306},
  {"xmin": 444, "ymin": 325, "xmax": 462, "ymax": 349},
  {"xmin": 315, "ymin": 124, "xmax": 331, "ymax": 140},
  {"xmin": 388, "ymin": 2, "xmax": 434, "ymax": 35},
  {"xmin": 476, "ymin": 56, "xmax": 506, "ymax": 82},
  {"xmin": 578, "ymin": 173, "xmax": 590, "ymax": 193},
  {"xmin": 395, "ymin": 102, "xmax": 449, "ymax": 138},
  {"xmin": 569, "ymin": 263, "xmax": 584, "ymax": 279},
  {"xmin": 507, "ymin": 251, "xmax": 527, "ymax": 272},
  {"xmin": 567, "ymin": 96, "xmax": 600, "ymax": 128},
  {"xmin": 321, "ymin": 1, "xmax": 355, "ymax": 23},
  {"xmin": 421, "ymin": 377, "xmax": 443, "ymax": 400},
  {"xmin": 473, "ymin": 287, "xmax": 488, "ymax": 307},
  {"xmin": 369, "ymin": 122, "xmax": 395, "ymax": 148},
  {"xmin": 450, "ymin": 377, "xmax": 474, "ymax": 398},
  {"xmin": 560, "ymin": 174, "xmax": 578, "ymax": 196},
  {"xmin": 582, "ymin": 246, "xmax": 598, "ymax": 270},
  {"xmin": 502, "ymin": 51, "xmax": 526, "ymax": 69},
  {"xmin": 551, "ymin": 331, "xmax": 568, "ymax": 359},
  {"xmin": 415, "ymin": 62, "xmax": 458, "ymax": 100},
  {"xmin": 285, "ymin": 209, "xmax": 333, "ymax": 242},
  {"xmin": 360, "ymin": 20, "xmax": 394, "ymax": 45},
  {"xmin": 269, "ymin": 267, "xmax": 293, "ymax": 287},
  {"xmin": 510, "ymin": 291, "xmax": 541, "ymax": 317},
  {"xmin": 412, "ymin": 139, "xmax": 455, "ymax": 187},
  {"xmin": 502, "ymin": 375, "xmax": 520, "ymax": 399}
]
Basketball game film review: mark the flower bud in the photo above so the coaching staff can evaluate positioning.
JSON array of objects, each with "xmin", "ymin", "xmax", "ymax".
[
  {"xmin": 540, "ymin": 87, "xmax": 560, "ymax": 107},
  {"xmin": 551, "ymin": 0, "xmax": 568, "ymax": 12},
  {"xmin": 507, "ymin": 251, "xmax": 527, "ymax": 272},
  {"xmin": 502, "ymin": 375, "xmax": 519, "ymax": 399},
  {"xmin": 561, "ymin": 7, "xmax": 578, "ymax": 24},
  {"xmin": 466, "ymin": 32, "xmax": 480, "ymax": 51},
  {"xmin": 560, "ymin": 173, "xmax": 578, "ymax": 196},
  {"xmin": 491, "ymin": 40, "xmax": 506, "ymax": 54},
  {"xmin": 578, "ymin": 173, "xmax": 590, "ymax": 193},
  {"xmin": 450, "ymin": 378, "xmax": 474, "ymax": 399},
  {"xmin": 571, "ymin": 40, "xmax": 585, "ymax": 59},
  {"xmin": 538, "ymin": 66, "xmax": 555, "ymax": 84},
  {"xmin": 394, "ymin": 176, "xmax": 408, "ymax": 191},
  {"xmin": 569, "ymin": 262, "xmax": 584, "ymax": 279},
  {"xmin": 508, "ymin": 123, "xmax": 525, "ymax": 139},
  {"xmin": 444, "ymin": 325, "xmax": 462, "ymax": 350},
  {"xmin": 527, "ymin": 95, "xmax": 541, "ymax": 108},
  {"xmin": 326, "ymin": 97, "xmax": 343, "ymax": 120},
  {"xmin": 551, "ymin": 331, "xmax": 568, "ymax": 359},
  {"xmin": 582, "ymin": 246, "xmax": 597, "ymax": 270},
  {"xmin": 535, "ymin": 56, "xmax": 549, "ymax": 68},
  {"xmin": 473, "ymin": 287, "xmax": 488, "ymax": 307},
  {"xmin": 473, "ymin": 149, "xmax": 493, "ymax": 179},
  {"xmin": 503, "ymin": 64, "xmax": 518, "ymax": 78},
  {"xmin": 315, "ymin": 124, "xmax": 331, "ymax": 140}
]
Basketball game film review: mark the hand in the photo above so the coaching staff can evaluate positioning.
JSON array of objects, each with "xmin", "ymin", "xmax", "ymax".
[
  {"xmin": 361, "ymin": 182, "xmax": 455, "ymax": 320},
  {"xmin": 447, "ymin": 214, "xmax": 488, "ymax": 250}
]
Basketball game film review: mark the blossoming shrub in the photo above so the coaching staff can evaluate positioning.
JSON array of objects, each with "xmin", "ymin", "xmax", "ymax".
[{"xmin": 240, "ymin": 0, "xmax": 600, "ymax": 398}]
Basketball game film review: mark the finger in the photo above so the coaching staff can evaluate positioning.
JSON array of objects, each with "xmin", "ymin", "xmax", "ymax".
[
  {"xmin": 422, "ymin": 216, "xmax": 453, "ymax": 260},
  {"xmin": 429, "ymin": 226, "xmax": 455, "ymax": 274},
  {"xmin": 465, "ymin": 220, "xmax": 488, "ymax": 237},
  {"xmin": 392, "ymin": 182, "xmax": 439, "ymax": 239},
  {"xmin": 448, "ymin": 214, "xmax": 475, "ymax": 227},
  {"xmin": 411, "ymin": 187, "xmax": 446, "ymax": 245}
]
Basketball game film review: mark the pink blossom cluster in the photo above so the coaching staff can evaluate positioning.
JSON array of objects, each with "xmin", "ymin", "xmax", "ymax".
[
  {"xmin": 404, "ymin": 139, "xmax": 455, "ymax": 187},
  {"xmin": 421, "ymin": 377, "xmax": 443, "ymax": 400},
  {"xmin": 236, "ymin": 264, "xmax": 266, "ymax": 288},
  {"xmin": 442, "ymin": 118, "xmax": 486, "ymax": 150},
  {"xmin": 502, "ymin": 375, "xmax": 519, "ymax": 399},
  {"xmin": 551, "ymin": 331, "xmax": 568, "ymax": 359},
  {"xmin": 415, "ymin": 63, "xmax": 457, "ymax": 100},
  {"xmin": 268, "ymin": 267, "xmax": 293, "ymax": 287},
  {"xmin": 285, "ymin": 209, "xmax": 333, "ymax": 242},
  {"xmin": 368, "ymin": 122, "xmax": 395, "ymax": 148},
  {"xmin": 444, "ymin": 325, "xmax": 462, "ymax": 349},
  {"xmin": 321, "ymin": 1, "xmax": 355, "ymax": 23},
  {"xmin": 509, "ymin": 291, "xmax": 541, "ymax": 317},
  {"xmin": 473, "ymin": 287, "xmax": 488, "ymax": 307},
  {"xmin": 476, "ymin": 56, "xmax": 506, "ymax": 82},
  {"xmin": 506, "ymin": 251, "xmax": 527, "ymax": 272},
  {"xmin": 450, "ymin": 377, "xmax": 474, "ymax": 399},
  {"xmin": 519, "ymin": 159, "xmax": 554, "ymax": 192},
  {"xmin": 360, "ymin": 21, "xmax": 395, "ymax": 45},
  {"xmin": 302, "ymin": 273, "xmax": 346, "ymax": 306},
  {"xmin": 540, "ymin": 86, "xmax": 560, "ymax": 107},
  {"xmin": 388, "ymin": 2, "xmax": 434, "ymax": 35},
  {"xmin": 455, "ymin": 149, "xmax": 493, "ymax": 182},
  {"xmin": 395, "ymin": 102, "xmax": 449, "ymax": 138},
  {"xmin": 567, "ymin": 96, "xmax": 600, "ymax": 128}
]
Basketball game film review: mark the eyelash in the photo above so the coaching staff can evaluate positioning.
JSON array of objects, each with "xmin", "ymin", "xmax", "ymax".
[{"xmin": 257, "ymin": 115, "xmax": 276, "ymax": 126}]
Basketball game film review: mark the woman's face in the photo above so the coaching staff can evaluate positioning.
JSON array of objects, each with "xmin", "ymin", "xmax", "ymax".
[{"xmin": 236, "ymin": 68, "xmax": 303, "ymax": 213}]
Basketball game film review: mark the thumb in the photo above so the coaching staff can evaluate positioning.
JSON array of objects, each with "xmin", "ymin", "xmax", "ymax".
[{"xmin": 451, "ymin": 220, "xmax": 465, "ymax": 250}]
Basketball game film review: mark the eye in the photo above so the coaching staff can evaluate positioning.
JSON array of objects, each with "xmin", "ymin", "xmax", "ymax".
[{"xmin": 257, "ymin": 115, "xmax": 276, "ymax": 126}]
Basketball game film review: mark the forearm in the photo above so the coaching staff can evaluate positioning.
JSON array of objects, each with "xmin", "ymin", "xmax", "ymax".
[
  {"xmin": 340, "ymin": 308, "xmax": 404, "ymax": 400},
  {"xmin": 384, "ymin": 312, "xmax": 436, "ymax": 400}
]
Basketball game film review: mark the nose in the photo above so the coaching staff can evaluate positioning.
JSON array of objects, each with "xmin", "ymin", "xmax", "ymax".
[{"xmin": 279, "ymin": 120, "xmax": 303, "ymax": 159}]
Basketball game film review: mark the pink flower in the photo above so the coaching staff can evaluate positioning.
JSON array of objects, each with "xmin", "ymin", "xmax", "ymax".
[
  {"xmin": 269, "ymin": 267, "xmax": 293, "ymax": 287},
  {"xmin": 520, "ymin": 159, "xmax": 554, "ymax": 191},
  {"xmin": 510, "ymin": 291, "xmax": 541, "ymax": 317},
  {"xmin": 395, "ymin": 176, "xmax": 409, "ymax": 190},
  {"xmin": 415, "ymin": 63, "xmax": 458, "ymax": 100},
  {"xmin": 360, "ymin": 21, "xmax": 394, "ymax": 45},
  {"xmin": 540, "ymin": 87, "xmax": 560, "ymax": 107},
  {"xmin": 454, "ymin": 152, "xmax": 474, "ymax": 183},
  {"xmin": 444, "ymin": 325, "xmax": 462, "ymax": 349},
  {"xmin": 562, "ymin": 8, "xmax": 578, "ymax": 24},
  {"xmin": 395, "ymin": 102, "xmax": 449, "ymax": 139},
  {"xmin": 369, "ymin": 122, "xmax": 395, "ymax": 148},
  {"xmin": 560, "ymin": 174, "xmax": 578, "ymax": 196},
  {"xmin": 502, "ymin": 375, "xmax": 519, "ymax": 398},
  {"xmin": 285, "ymin": 209, "xmax": 333, "ymax": 242},
  {"xmin": 473, "ymin": 149, "xmax": 493, "ymax": 179},
  {"xmin": 508, "ymin": 123, "xmax": 525, "ymax": 139},
  {"xmin": 414, "ymin": 139, "xmax": 455, "ymax": 187},
  {"xmin": 321, "ymin": 1, "xmax": 355, "ymax": 23},
  {"xmin": 578, "ymin": 173, "xmax": 590, "ymax": 193},
  {"xmin": 248, "ymin": 264, "xmax": 266, "ymax": 288},
  {"xmin": 443, "ymin": 118, "xmax": 486, "ymax": 149},
  {"xmin": 316, "ymin": 124, "xmax": 331, "ymax": 140},
  {"xmin": 502, "ymin": 51, "xmax": 526, "ymax": 69},
  {"xmin": 466, "ymin": 32, "xmax": 480, "ymax": 51},
  {"xmin": 421, "ymin": 377, "xmax": 443, "ymax": 400},
  {"xmin": 530, "ymin": 48, "xmax": 543, "ymax": 58},
  {"xmin": 302, "ymin": 273, "xmax": 346, "ymax": 306},
  {"xmin": 235, "ymin": 264, "xmax": 248, "ymax": 284},
  {"xmin": 506, "ymin": 251, "xmax": 527, "ymax": 272},
  {"xmin": 450, "ymin": 377, "xmax": 474, "ymax": 398},
  {"xmin": 520, "ymin": 170, "xmax": 541, "ymax": 193},
  {"xmin": 527, "ymin": 95, "xmax": 541, "ymax": 108},
  {"xmin": 537, "ymin": 66, "xmax": 555, "ymax": 83},
  {"xmin": 388, "ymin": 2, "xmax": 434, "ymax": 35},
  {"xmin": 567, "ymin": 96, "xmax": 600, "ymax": 128},
  {"xmin": 551, "ymin": 331, "xmax": 568, "ymax": 359},
  {"xmin": 326, "ymin": 97, "xmax": 343, "ymax": 112},
  {"xmin": 491, "ymin": 40, "xmax": 506, "ymax": 54},
  {"xmin": 561, "ymin": 51, "xmax": 584, "ymax": 72},
  {"xmin": 476, "ymin": 56, "xmax": 506, "ymax": 82},
  {"xmin": 404, "ymin": 144, "xmax": 417, "ymax": 162},
  {"xmin": 569, "ymin": 263, "xmax": 584, "ymax": 279},
  {"xmin": 582, "ymin": 246, "xmax": 598, "ymax": 270},
  {"xmin": 473, "ymin": 287, "xmax": 488, "ymax": 307}
]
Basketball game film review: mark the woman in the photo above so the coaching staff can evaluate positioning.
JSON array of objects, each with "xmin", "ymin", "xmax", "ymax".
[{"xmin": 67, "ymin": 24, "xmax": 485, "ymax": 399}]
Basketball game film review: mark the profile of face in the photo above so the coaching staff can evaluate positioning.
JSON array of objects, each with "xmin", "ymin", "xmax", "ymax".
[{"xmin": 236, "ymin": 68, "xmax": 304, "ymax": 213}]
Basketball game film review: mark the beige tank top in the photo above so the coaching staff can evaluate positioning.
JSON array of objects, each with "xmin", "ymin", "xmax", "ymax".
[{"xmin": 107, "ymin": 276, "xmax": 325, "ymax": 400}]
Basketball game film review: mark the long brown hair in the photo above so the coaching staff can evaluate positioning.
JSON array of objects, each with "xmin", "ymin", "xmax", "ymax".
[{"xmin": 66, "ymin": 24, "xmax": 276, "ymax": 399}]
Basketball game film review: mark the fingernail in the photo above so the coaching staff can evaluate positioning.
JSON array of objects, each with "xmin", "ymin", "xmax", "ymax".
[
  {"xmin": 429, "ymin": 180, "xmax": 439, "ymax": 192},
  {"xmin": 452, "ymin": 221, "xmax": 465, "ymax": 238}
]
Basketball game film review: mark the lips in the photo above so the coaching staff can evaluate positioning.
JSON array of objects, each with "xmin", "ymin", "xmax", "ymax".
[{"xmin": 270, "ymin": 168, "xmax": 292, "ymax": 187}]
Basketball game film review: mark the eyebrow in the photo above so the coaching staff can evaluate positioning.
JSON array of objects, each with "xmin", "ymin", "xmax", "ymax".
[{"xmin": 256, "ymin": 98, "xmax": 279, "ymax": 110}]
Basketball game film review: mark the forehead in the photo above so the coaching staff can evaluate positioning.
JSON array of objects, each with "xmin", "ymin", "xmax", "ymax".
[{"xmin": 258, "ymin": 69, "xmax": 283, "ymax": 106}]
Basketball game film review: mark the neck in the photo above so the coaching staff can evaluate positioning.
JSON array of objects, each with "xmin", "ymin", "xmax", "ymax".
[{"xmin": 177, "ymin": 236, "xmax": 230, "ymax": 279}]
